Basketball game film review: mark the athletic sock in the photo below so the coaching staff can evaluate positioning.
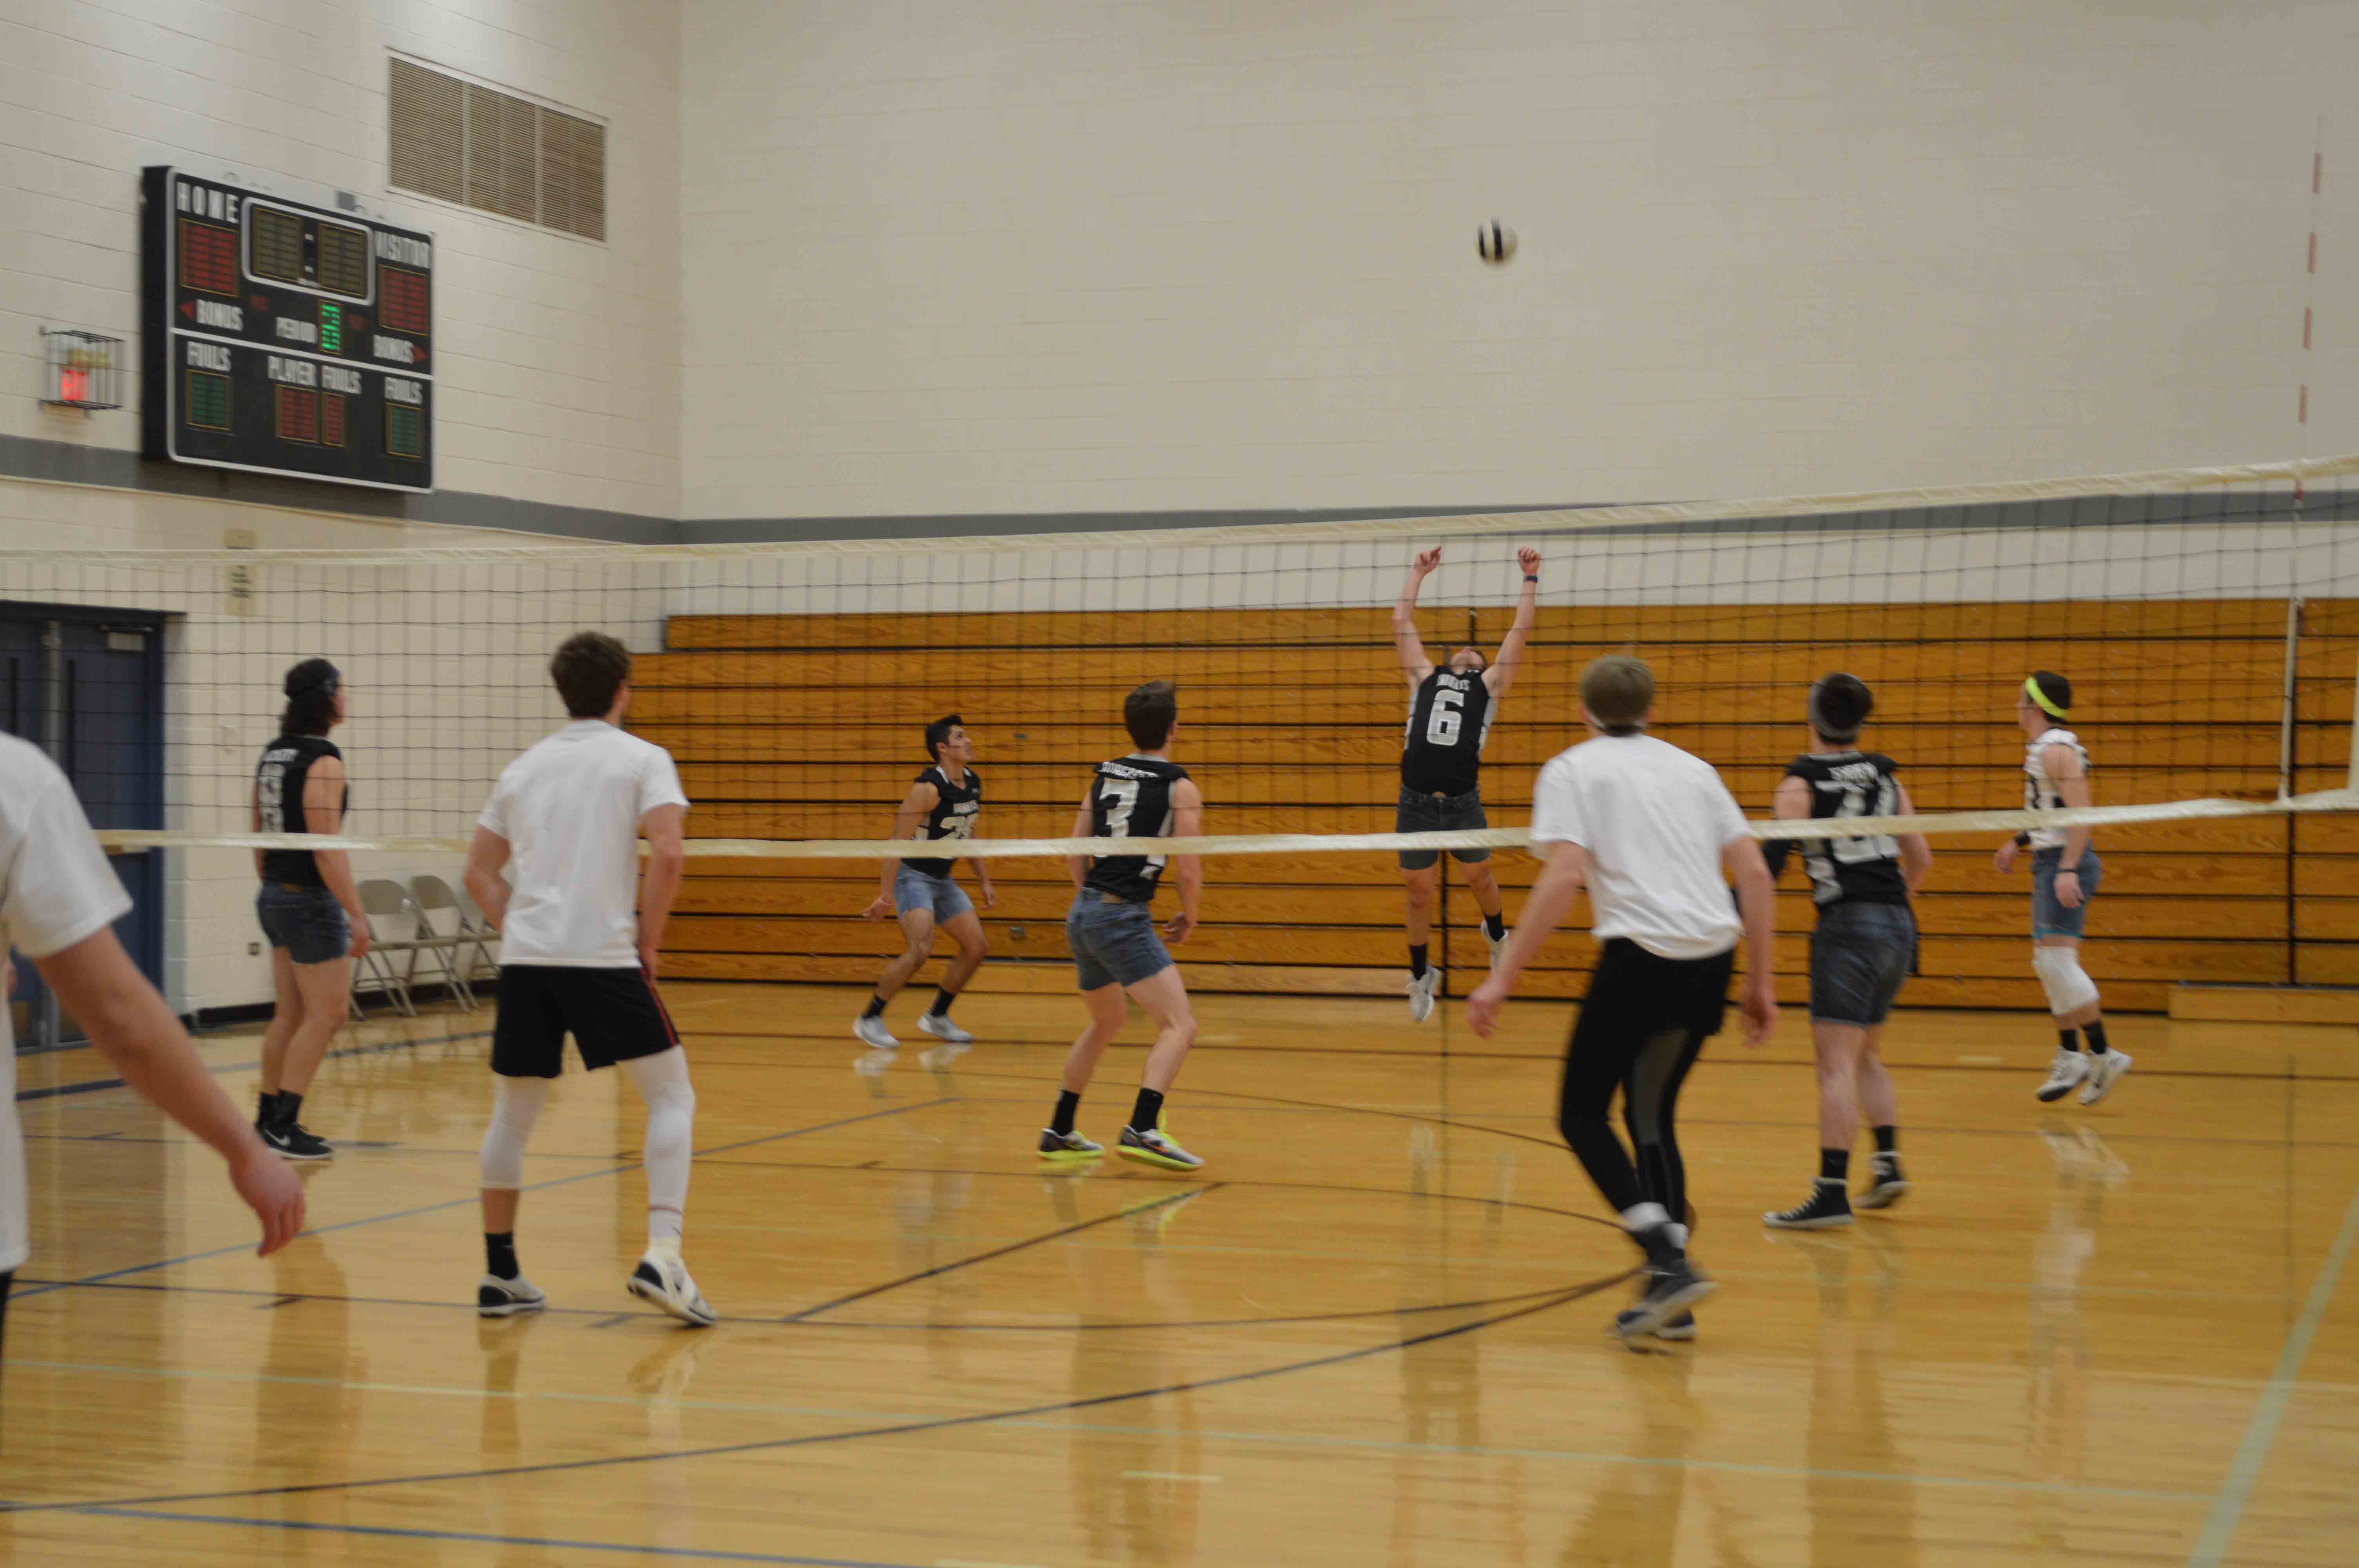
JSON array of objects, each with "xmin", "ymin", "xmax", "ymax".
[
  {"xmin": 485, "ymin": 1232, "xmax": 519, "ymax": 1281},
  {"xmin": 2057, "ymin": 1027, "xmax": 2080, "ymax": 1054},
  {"xmin": 926, "ymin": 989, "xmax": 956, "ymax": 1018},
  {"xmin": 1872, "ymin": 1125, "xmax": 1899, "ymax": 1156},
  {"xmin": 1049, "ymin": 1091, "xmax": 1081, "ymax": 1138},
  {"xmin": 1129, "ymin": 1087, "xmax": 1165, "ymax": 1132},
  {"xmin": 256, "ymin": 1090, "xmax": 282, "ymax": 1126},
  {"xmin": 863, "ymin": 995, "xmax": 887, "ymax": 1021},
  {"xmin": 2083, "ymin": 1019, "xmax": 2110, "ymax": 1056},
  {"xmin": 1819, "ymin": 1148, "xmax": 1850, "ymax": 1181},
  {"xmin": 1483, "ymin": 912, "xmax": 1505, "ymax": 941},
  {"xmin": 648, "ymin": 1206, "xmax": 683, "ymax": 1247},
  {"xmin": 277, "ymin": 1091, "xmax": 304, "ymax": 1127},
  {"xmin": 1408, "ymin": 944, "xmax": 1428, "ymax": 980}
]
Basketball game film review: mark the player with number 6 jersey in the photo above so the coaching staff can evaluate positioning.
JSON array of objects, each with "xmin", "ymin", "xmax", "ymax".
[
  {"xmin": 1761, "ymin": 675, "xmax": 1932, "ymax": 1230},
  {"xmin": 856, "ymin": 714, "xmax": 995, "ymax": 1061},
  {"xmin": 1391, "ymin": 546, "xmax": 1540, "ymax": 1020},
  {"xmin": 1040, "ymin": 680, "xmax": 1207, "ymax": 1172}
]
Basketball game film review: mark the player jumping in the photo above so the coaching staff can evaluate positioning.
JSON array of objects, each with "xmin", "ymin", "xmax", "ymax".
[
  {"xmin": 1760, "ymin": 674, "xmax": 1930, "ymax": 1229},
  {"xmin": 1392, "ymin": 546, "xmax": 1539, "ymax": 1020},
  {"xmin": 1996, "ymin": 671, "xmax": 2129, "ymax": 1106},
  {"xmin": 1039, "ymin": 680, "xmax": 1206, "ymax": 1172},
  {"xmin": 856, "ymin": 714, "xmax": 994, "ymax": 1061}
]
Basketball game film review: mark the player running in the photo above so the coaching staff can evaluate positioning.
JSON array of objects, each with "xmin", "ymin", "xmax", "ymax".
[
  {"xmin": 1392, "ymin": 545, "xmax": 1540, "ymax": 1020},
  {"xmin": 463, "ymin": 632, "xmax": 713, "ymax": 1325},
  {"xmin": 1996, "ymin": 671, "xmax": 2129, "ymax": 1106},
  {"xmin": 855, "ymin": 713, "xmax": 994, "ymax": 1060},
  {"xmin": 1038, "ymin": 680, "xmax": 1206, "ymax": 1172},
  {"xmin": 1759, "ymin": 674, "xmax": 1931, "ymax": 1229}
]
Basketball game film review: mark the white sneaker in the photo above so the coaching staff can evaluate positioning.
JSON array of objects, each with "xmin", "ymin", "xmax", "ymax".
[
  {"xmin": 477, "ymin": 1273, "xmax": 546, "ymax": 1318},
  {"xmin": 1408, "ymin": 968, "xmax": 1439, "ymax": 1022},
  {"xmin": 628, "ymin": 1246, "xmax": 716, "ymax": 1327},
  {"xmin": 853, "ymin": 1014, "xmax": 899, "ymax": 1051},
  {"xmin": 1488, "ymin": 930, "xmax": 1508, "ymax": 969},
  {"xmin": 2034, "ymin": 1048, "xmax": 2089, "ymax": 1102},
  {"xmin": 918, "ymin": 1012, "xmax": 975, "ymax": 1045},
  {"xmin": 2077, "ymin": 1049, "xmax": 2132, "ymax": 1107}
]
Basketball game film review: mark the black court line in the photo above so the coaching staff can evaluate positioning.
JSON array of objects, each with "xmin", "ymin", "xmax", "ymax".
[
  {"xmin": 4, "ymin": 1273, "xmax": 1613, "ymax": 1515},
  {"xmin": 5, "ymin": 1098, "xmax": 949, "ymax": 1303},
  {"xmin": 781, "ymin": 1185, "xmax": 1223, "ymax": 1321},
  {"xmin": 13, "ymin": 1025, "xmax": 495, "ymax": 1104},
  {"xmin": 67, "ymin": 1510, "xmax": 931, "ymax": 1566}
]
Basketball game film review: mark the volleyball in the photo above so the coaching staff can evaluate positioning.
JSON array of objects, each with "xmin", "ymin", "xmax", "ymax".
[{"xmin": 1478, "ymin": 219, "xmax": 1517, "ymax": 265}]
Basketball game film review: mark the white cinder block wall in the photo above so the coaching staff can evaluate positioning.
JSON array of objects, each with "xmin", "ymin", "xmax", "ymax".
[{"xmin": 681, "ymin": 0, "xmax": 2359, "ymax": 520}]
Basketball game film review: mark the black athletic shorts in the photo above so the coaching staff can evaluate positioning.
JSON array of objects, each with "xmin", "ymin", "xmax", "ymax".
[{"xmin": 491, "ymin": 965, "xmax": 679, "ymax": 1078}]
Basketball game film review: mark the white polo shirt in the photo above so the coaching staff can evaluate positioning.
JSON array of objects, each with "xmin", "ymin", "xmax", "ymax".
[
  {"xmin": 1528, "ymin": 732, "xmax": 1750, "ymax": 961},
  {"xmin": 0, "ymin": 735, "xmax": 136, "ymax": 1274},
  {"xmin": 478, "ymin": 720, "xmax": 689, "ymax": 969}
]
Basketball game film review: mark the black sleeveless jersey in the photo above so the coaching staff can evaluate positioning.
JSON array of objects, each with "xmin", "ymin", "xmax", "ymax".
[
  {"xmin": 1083, "ymin": 755, "xmax": 1189, "ymax": 903},
  {"xmin": 1401, "ymin": 669, "xmax": 1494, "ymax": 795},
  {"xmin": 255, "ymin": 734, "xmax": 347, "ymax": 887},
  {"xmin": 1785, "ymin": 751, "xmax": 1909, "ymax": 909},
  {"xmin": 902, "ymin": 765, "xmax": 981, "ymax": 878}
]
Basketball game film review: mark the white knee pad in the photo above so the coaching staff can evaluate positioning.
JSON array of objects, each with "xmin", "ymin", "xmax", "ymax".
[
  {"xmin": 622, "ymin": 1045, "xmax": 696, "ymax": 1118},
  {"xmin": 2031, "ymin": 947, "xmax": 2099, "ymax": 1014},
  {"xmin": 478, "ymin": 1074, "xmax": 551, "ymax": 1190}
]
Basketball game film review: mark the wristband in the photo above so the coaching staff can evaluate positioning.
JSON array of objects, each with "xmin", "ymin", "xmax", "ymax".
[
  {"xmin": 2013, "ymin": 832, "xmax": 2032, "ymax": 848},
  {"xmin": 1523, "ymin": 574, "xmax": 1539, "ymax": 583}
]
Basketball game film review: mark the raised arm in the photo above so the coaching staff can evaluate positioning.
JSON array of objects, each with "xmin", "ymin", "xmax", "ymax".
[
  {"xmin": 1895, "ymin": 781, "xmax": 1932, "ymax": 893},
  {"xmin": 636, "ymin": 802, "xmax": 687, "ymax": 974},
  {"xmin": 864, "ymin": 779, "xmax": 938, "ymax": 920},
  {"xmin": 1483, "ymin": 547, "xmax": 1541, "ymax": 697},
  {"xmin": 1165, "ymin": 777, "xmax": 1204, "ymax": 943},
  {"xmin": 1393, "ymin": 548, "xmax": 1441, "ymax": 687}
]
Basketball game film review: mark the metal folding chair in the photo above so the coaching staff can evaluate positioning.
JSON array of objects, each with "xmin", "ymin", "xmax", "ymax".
[{"xmin": 410, "ymin": 874, "xmax": 489, "ymax": 1008}]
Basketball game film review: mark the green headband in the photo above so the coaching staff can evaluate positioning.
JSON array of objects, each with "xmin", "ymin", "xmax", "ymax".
[{"xmin": 2024, "ymin": 676, "xmax": 2068, "ymax": 719}]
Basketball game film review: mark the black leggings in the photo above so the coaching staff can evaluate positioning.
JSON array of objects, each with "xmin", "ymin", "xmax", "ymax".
[{"xmin": 1556, "ymin": 940, "xmax": 1733, "ymax": 1224}]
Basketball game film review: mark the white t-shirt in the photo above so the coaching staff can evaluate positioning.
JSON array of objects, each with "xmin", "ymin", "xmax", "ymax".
[
  {"xmin": 0, "ymin": 736, "xmax": 136, "ymax": 1273},
  {"xmin": 478, "ymin": 720, "xmax": 689, "ymax": 969},
  {"xmin": 1528, "ymin": 732, "xmax": 1750, "ymax": 961}
]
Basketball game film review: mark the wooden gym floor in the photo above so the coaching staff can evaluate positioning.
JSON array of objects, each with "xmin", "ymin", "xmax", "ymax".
[{"xmin": 4, "ymin": 982, "xmax": 2355, "ymax": 1566}]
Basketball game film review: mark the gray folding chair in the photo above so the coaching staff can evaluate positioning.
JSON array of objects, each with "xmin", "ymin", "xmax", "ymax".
[
  {"xmin": 351, "ymin": 879, "xmax": 422, "ymax": 1016},
  {"xmin": 410, "ymin": 874, "xmax": 489, "ymax": 1008}
]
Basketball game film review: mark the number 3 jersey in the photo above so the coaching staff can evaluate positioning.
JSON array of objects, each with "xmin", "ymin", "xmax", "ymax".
[
  {"xmin": 1083, "ymin": 755, "xmax": 1189, "ymax": 903},
  {"xmin": 1785, "ymin": 750, "xmax": 1910, "ymax": 908},
  {"xmin": 902, "ymin": 764, "xmax": 981, "ymax": 878},
  {"xmin": 1402, "ymin": 669, "xmax": 1494, "ymax": 795}
]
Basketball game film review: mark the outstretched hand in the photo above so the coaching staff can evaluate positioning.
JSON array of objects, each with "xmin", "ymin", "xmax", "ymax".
[
  {"xmin": 1412, "ymin": 547, "xmax": 1442, "ymax": 575},
  {"xmin": 1518, "ymin": 546, "xmax": 1540, "ymax": 576}
]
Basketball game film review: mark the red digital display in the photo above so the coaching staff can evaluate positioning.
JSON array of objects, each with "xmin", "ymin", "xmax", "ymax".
[
  {"xmin": 275, "ymin": 385, "xmax": 319, "ymax": 444},
  {"xmin": 320, "ymin": 392, "xmax": 346, "ymax": 447},
  {"xmin": 380, "ymin": 266, "xmax": 429, "ymax": 335},
  {"xmin": 178, "ymin": 219, "xmax": 238, "ymax": 295}
]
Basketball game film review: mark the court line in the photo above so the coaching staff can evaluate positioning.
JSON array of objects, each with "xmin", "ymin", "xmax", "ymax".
[
  {"xmin": 5, "ymin": 1098, "xmax": 948, "ymax": 1303},
  {"xmin": 0, "ymin": 1276, "xmax": 1608, "ymax": 1514},
  {"xmin": 2185, "ymin": 1173, "xmax": 2359, "ymax": 1567},
  {"xmin": 62, "ymin": 1510, "xmax": 926, "ymax": 1566},
  {"xmin": 781, "ymin": 1185, "xmax": 1223, "ymax": 1321}
]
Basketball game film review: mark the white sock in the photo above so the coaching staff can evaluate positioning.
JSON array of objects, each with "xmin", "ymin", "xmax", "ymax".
[
  {"xmin": 622, "ymin": 1048, "xmax": 696, "ymax": 1252},
  {"xmin": 1666, "ymin": 1222, "xmax": 1689, "ymax": 1249},
  {"xmin": 1620, "ymin": 1201, "xmax": 1671, "ymax": 1234}
]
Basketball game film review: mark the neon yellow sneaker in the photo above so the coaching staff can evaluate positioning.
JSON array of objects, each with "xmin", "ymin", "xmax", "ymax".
[
  {"xmin": 1117, "ymin": 1124, "xmax": 1203, "ymax": 1172},
  {"xmin": 1038, "ymin": 1129, "xmax": 1105, "ymax": 1163}
]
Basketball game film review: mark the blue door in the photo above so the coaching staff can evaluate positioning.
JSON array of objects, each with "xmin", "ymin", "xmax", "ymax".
[{"xmin": 1, "ymin": 606, "xmax": 168, "ymax": 1046}]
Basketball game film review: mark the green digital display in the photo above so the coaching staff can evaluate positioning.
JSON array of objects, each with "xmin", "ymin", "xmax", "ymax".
[
  {"xmin": 385, "ymin": 403, "xmax": 425, "ymax": 459},
  {"xmin": 319, "ymin": 301, "xmax": 342, "ymax": 354},
  {"xmin": 185, "ymin": 370, "xmax": 231, "ymax": 430}
]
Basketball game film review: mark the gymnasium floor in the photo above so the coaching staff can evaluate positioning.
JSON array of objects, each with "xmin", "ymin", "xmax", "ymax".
[{"xmin": 3, "ymin": 984, "xmax": 2354, "ymax": 1566}]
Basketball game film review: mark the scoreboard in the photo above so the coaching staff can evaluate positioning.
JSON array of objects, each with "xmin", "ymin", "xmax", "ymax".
[{"xmin": 140, "ymin": 168, "xmax": 434, "ymax": 492}]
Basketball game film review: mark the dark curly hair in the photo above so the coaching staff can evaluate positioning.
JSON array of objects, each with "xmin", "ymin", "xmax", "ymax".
[{"xmin": 279, "ymin": 658, "xmax": 341, "ymax": 736}]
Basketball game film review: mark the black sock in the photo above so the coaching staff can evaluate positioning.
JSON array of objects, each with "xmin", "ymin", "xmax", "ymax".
[
  {"xmin": 278, "ymin": 1091, "xmax": 304, "ymax": 1126},
  {"xmin": 1408, "ymin": 944, "xmax": 1428, "ymax": 979},
  {"xmin": 1483, "ymin": 911, "xmax": 1505, "ymax": 941},
  {"xmin": 1872, "ymin": 1125, "xmax": 1899, "ymax": 1156},
  {"xmin": 485, "ymin": 1232, "xmax": 519, "ymax": 1281},
  {"xmin": 1819, "ymin": 1148, "xmax": 1849, "ymax": 1181},
  {"xmin": 863, "ymin": 995, "xmax": 887, "ymax": 1020},
  {"xmin": 2058, "ymin": 1027, "xmax": 2080, "ymax": 1054},
  {"xmin": 1049, "ymin": 1090, "xmax": 1080, "ymax": 1137},
  {"xmin": 1634, "ymin": 1223, "xmax": 1683, "ymax": 1269},
  {"xmin": 2083, "ymin": 1019, "xmax": 2110, "ymax": 1056},
  {"xmin": 927, "ymin": 989, "xmax": 955, "ymax": 1018},
  {"xmin": 1129, "ymin": 1087, "xmax": 1165, "ymax": 1132},
  {"xmin": 256, "ymin": 1090, "xmax": 281, "ymax": 1125}
]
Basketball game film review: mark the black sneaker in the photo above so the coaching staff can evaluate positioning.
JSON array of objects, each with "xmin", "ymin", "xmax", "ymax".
[
  {"xmin": 253, "ymin": 1090, "xmax": 283, "ymax": 1136},
  {"xmin": 1612, "ymin": 1307, "xmax": 1697, "ymax": 1341},
  {"xmin": 1762, "ymin": 1177, "xmax": 1852, "ymax": 1229},
  {"xmin": 260, "ymin": 1118, "xmax": 333, "ymax": 1161},
  {"xmin": 1856, "ymin": 1158, "xmax": 1908, "ymax": 1210},
  {"xmin": 1615, "ymin": 1259, "xmax": 1716, "ymax": 1339}
]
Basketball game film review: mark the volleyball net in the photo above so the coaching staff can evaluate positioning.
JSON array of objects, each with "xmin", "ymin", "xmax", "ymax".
[{"xmin": 12, "ymin": 453, "xmax": 2359, "ymax": 1009}]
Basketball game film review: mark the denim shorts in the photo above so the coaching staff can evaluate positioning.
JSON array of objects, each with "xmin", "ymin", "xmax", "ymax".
[
  {"xmin": 894, "ymin": 863, "xmax": 975, "ymax": 924},
  {"xmin": 256, "ymin": 883, "xmax": 350, "ymax": 966},
  {"xmin": 1066, "ymin": 892, "xmax": 1174, "ymax": 991},
  {"xmin": 2031, "ymin": 848, "xmax": 2103, "ymax": 938},
  {"xmin": 1808, "ymin": 902, "xmax": 1916, "ymax": 1026},
  {"xmin": 1396, "ymin": 786, "xmax": 1490, "ymax": 869}
]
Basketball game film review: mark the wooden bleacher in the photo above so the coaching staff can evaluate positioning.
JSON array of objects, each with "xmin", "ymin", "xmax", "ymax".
[{"xmin": 632, "ymin": 600, "xmax": 2359, "ymax": 1011}]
